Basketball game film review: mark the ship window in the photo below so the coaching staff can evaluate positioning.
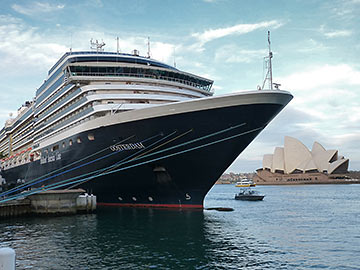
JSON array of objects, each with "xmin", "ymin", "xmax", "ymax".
[
  {"xmin": 52, "ymin": 145, "xmax": 59, "ymax": 152},
  {"xmin": 44, "ymin": 149, "xmax": 48, "ymax": 154},
  {"xmin": 88, "ymin": 133, "xmax": 95, "ymax": 141},
  {"xmin": 77, "ymin": 137, "xmax": 82, "ymax": 143},
  {"xmin": 62, "ymin": 142, "xmax": 66, "ymax": 148},
  {"xmin": 69, "ymin": 139, "xmax": 73, "ymax": 146},
  {"xmin": 90, "ymin": 67, "xmax": 98, "ymax": 73}
]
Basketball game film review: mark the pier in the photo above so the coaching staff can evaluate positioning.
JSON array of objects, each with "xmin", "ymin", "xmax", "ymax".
[{"xmin": 0, "ymin": 189, "xmax": 96, "ymax": 218}]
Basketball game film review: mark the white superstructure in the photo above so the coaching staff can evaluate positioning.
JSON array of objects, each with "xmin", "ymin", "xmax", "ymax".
[{"xmin": 0, "ymin": 50, "xmax": 213, "ymax": 170}]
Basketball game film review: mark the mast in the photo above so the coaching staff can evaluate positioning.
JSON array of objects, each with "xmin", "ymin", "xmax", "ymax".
[
  {"xmin": 261, "ymin": 31, "xmax": 274, "ymax": 90},
  {"xmin": 147, "ymin": 37, "xmax": 151, "ymax": 58},
  {"xmin": 173, "ymin": 46, "xmax": 176, "ymax": 68},
  {"xmin": 268, "ymin": 31, "xmax": 273, "ymax": 90}
]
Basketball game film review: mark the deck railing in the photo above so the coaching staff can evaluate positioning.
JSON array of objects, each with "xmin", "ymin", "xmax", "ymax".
[{"xmin": 69, "ymin": 72, "xmax": 212, "ymax": 92}]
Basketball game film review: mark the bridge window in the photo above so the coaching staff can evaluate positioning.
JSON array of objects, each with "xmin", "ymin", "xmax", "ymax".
[{"xmin": 69, "ymin": 66, "xmax": 213, "ymax": 92}]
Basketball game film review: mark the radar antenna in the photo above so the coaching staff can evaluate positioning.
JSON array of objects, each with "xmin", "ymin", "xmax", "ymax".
[{"xmin": 90, "ymin": 38, "xmax": 106, "ymax": 52}]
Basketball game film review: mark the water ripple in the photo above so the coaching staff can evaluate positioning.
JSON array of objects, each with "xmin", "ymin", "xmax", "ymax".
[{"xmin": 1, "ymin": 185, "xmax": 360, "ymax": 269}]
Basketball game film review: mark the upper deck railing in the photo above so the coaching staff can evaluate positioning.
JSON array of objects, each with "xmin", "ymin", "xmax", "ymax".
[
  {"xmin": 48, "ymin": 51, "xmax": 178, "ymax": 77},
  {"xmin": 68, "ymin": 71, "xmax": 212, "ymax": 92}
]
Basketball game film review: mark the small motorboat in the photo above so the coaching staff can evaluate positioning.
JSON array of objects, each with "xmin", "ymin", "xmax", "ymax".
[
  {"xmin": 235, "ymin": 179, "xmax": 256, "ymax": 187},
  {"xmin": 235, "ymin": 188, "xmax": 265, "ymax": 201}
]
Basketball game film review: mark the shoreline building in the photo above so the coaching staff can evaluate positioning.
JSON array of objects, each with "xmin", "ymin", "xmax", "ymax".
[{"xmin": 254, "ymin": 136, "xmax": 350, "ymax": 184}]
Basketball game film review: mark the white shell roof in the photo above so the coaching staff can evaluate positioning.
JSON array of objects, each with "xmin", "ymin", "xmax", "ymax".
[
  {"xmin": 284, "ymin": 136, "xmax": 312, "ymax": 174},
  {"xmin": 263, "ymin": 136, "xmax": 349, "ymax": 174},
  {"xmin": 272, "ymin": 147, "xmax": 285, "ymax": 172},
  {"xmin": 263, "ymin": 154, "xmax": 273, "ymax": 170}
]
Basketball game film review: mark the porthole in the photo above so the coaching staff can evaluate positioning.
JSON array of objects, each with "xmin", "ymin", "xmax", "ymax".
[
  {"xmin": 62, "ymin": 142, "xmax": 66, "ymax": 148},
  {"xmin": 69, "ymin": 139, "xmax": 73, "ymax": 146},
  {"xmin": 132, "ymin": 197, "xmax": 137, "ymax": 201},
  {"xmin": 88, "ymin": 133, "xmax": 95, "ymax": 141},
  {"xmin": 118, "ymin": 197, "xmax": 123, "ymax": 201},
  {"xmin": 77, "ymin": 137, "xmax": 82, "ymax": 144},
  {"xmin": 148, "ymin": 196, "xmax": 153, "ymax": 202}
]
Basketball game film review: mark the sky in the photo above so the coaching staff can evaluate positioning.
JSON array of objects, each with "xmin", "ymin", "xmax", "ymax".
[{"xmin": 0, "ymin": 0, "xmax": 359, "ymax": 172}]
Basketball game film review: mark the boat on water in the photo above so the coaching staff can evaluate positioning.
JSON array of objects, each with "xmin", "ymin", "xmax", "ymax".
[
  {"xmin": 0, "ymin": 36, "xmax": 292, "ymax": 208},
  {"xmin": 235, "ymin": 188, "xmax": 265, "ymax": 201},
  {"xmin": 235, "ymin": 179, "xmax": 256, "ymax": 187}
]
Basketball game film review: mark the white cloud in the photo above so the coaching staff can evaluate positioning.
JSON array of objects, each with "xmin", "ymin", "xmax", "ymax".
[
  {"xmin": 0, "ymin": 16, "xmax": 178, "ymax": 73},
  {"xmin": 225, "ymin": 64, "xmax": 360, "ymax": 172},
  {"xmin": 150, "ymin": 42, "xmax": 175, "ymax": 63},
  {"xmin": 215, "ymin": 44, "xmax": 267, "ymax": 63},
  {"xmin": 0, "ymin": 16, "xmax": 67, "ymax": 72},
  {"xmin": 191, "ymin": 20, "xmax": 283, "ymax": 50},
  {"xmin": 12, "ymin": 2, "xmax": 65, "ymax": 16},
  {"xmin": 297, "ymin": 39, "xmax": 330, "ymax": 53},
  {"xmin": 0, "ymin": 14, "xmax": 22, "ymax": 24},
  {"xmin": 279, "ymin": 65, "xmax": 360, "ymax": 126},
  {"xmin": 98, "ymin": 36, "xmax": 177, "ymax": 65},
  {"xmin": 270, "ymin": 64, "xmax": 360, "ymax": 170},
  {"xmin": 319, "ymin": 25, "xmax": 352, "ymax": 38},
  {"xmin": 87, "ymin": 0, "xmax": 104, "ymax": 7},
  {"xmin": 324, "ymin": 30, "xmax": 352, "ymax": 38},
  {"xmin": 330, "ymin": 0, "xmax": 360, "ymax": 18},
  {"xmin": 280, "ymin": 64, "xmax": 360, "ymax": 92}
]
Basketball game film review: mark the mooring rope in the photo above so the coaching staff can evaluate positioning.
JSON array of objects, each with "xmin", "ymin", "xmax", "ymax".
[
  {"xmin": 67, "ymin": 122, "xmax": 246, "ymax": 190},
  {"xmin": 0, "ymin": 124, "xmax": 263, "ymax": 203},
  {"xmin": 66, "ymin": 129, "xmax": 187, "ymax": 189},
  {"xmin": 0, "ymin": 130, "xmax": 182, "ymax": 202},
  {"xmin": 0, "ymin": 133, "xmax": 163, "ymax": 198},
  {"xmin": 0, "ymin": 135, "xmax": 135, "ymax": 198}
]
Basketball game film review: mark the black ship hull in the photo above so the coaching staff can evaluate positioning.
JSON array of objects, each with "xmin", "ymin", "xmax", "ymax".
[
  {"xmin": 1, "ymin": 91, "xmax": 292, "ymax": 208},
  {"xmin": 235, "ymin": 194, "xmax": 265, "ymax": 201}
]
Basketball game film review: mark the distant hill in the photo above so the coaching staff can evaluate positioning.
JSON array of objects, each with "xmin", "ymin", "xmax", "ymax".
[{"xmin": 216, "ymin": 172, "xmax": 256, "ymax": 184}]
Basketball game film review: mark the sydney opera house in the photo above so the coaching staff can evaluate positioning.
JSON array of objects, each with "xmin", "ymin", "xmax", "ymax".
[{"xmin": 254, "ymin": 136, "xmax": 350, "ymax": 184}]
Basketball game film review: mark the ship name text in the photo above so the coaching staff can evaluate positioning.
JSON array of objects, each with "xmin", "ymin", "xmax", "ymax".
[
  {"xmin": 110, "ymin": 143, "xmax": 145, "ymax": 152},
  {"xmin": 40, "ymin": 153, "xmax": 62, "ymax": 164}
]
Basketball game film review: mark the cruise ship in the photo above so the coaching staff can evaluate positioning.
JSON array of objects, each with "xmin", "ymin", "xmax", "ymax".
[{"xmin": 0, "ymin": 43, "xmax": 292, "ymax": 208}]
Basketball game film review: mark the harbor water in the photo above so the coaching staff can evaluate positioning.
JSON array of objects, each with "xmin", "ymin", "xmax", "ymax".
[{"xmin": 1, "ymin": 184, "xmax": 360, "ymax": 269}]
